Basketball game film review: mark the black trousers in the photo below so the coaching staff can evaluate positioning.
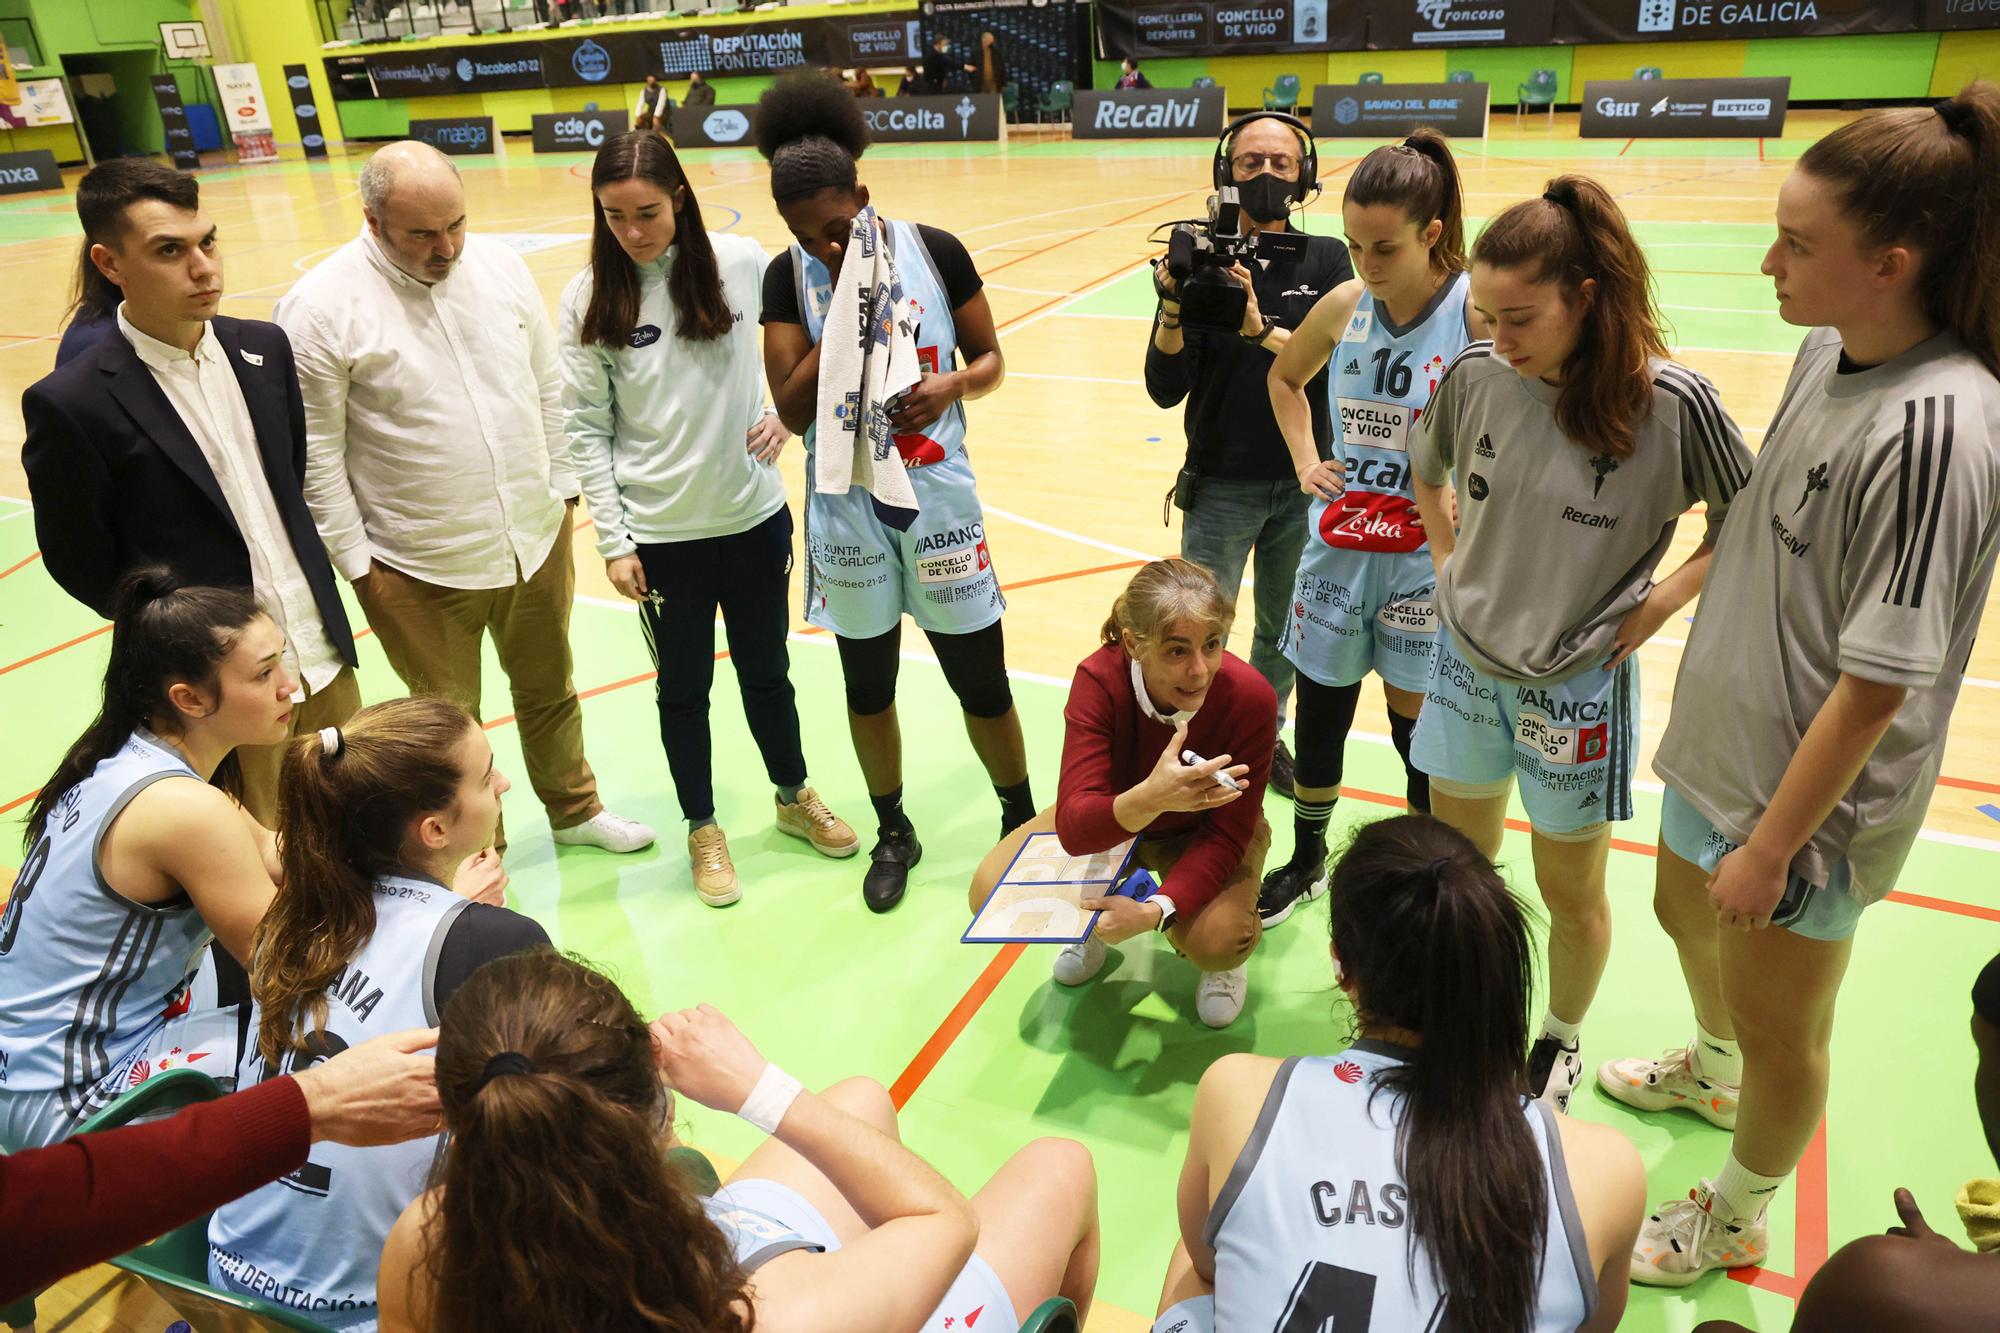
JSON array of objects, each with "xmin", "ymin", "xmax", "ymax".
[{"xmin": 636, "ymin": 507, "xmax": 807, "ymax": 822}]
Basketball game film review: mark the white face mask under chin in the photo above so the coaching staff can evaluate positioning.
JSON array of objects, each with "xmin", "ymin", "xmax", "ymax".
[{"xmin": 1130, "ymin": 653, "xmax": 1197, "ymax": 726}]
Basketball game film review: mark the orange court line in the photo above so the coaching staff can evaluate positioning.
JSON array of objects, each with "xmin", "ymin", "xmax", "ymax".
[{"xmin": 0, "ymin": 551, "xmax": 42, "ymax": 581}]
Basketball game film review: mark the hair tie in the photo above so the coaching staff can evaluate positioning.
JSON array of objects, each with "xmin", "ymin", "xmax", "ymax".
[
  {"xmin": 1425, "ymin": 855, "xmax": 1452, "ymax": 882},
  {"xmin": 1937, "ymin": 100, "xmax": 1975, "ymax": 136},
  {"xmin": 474, "ymin": 1051, "xmax": 534, "ymax": 1092},
  {"xmin": 318, "ymin": 726, "xmax": 342, "ymax": 756},
  {"xmin": 1542, "ymin": 188, "xmax": 1567, "ymax": 208}
]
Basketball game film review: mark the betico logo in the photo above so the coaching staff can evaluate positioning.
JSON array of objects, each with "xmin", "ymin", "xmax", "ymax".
[{"xmin": 1094, "ymin": 96, "xmax": 1202, "ymax": 130}]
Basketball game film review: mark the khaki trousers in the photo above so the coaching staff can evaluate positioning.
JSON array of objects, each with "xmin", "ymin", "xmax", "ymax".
[
  {"xmin": 353, "ymin": 518, "xmax": 602, "ymax": 848},
  {"xmin": 236, "ymin": 666, "xmax": 363, "ymax": 828}
]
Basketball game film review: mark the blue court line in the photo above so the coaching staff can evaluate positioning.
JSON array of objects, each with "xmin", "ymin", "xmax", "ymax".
[{"xmin": 1978, "ymin": 804, "xmax": 2000, "ymax": 823}]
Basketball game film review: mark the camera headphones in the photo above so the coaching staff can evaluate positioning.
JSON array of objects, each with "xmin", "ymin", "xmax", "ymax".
[{"xmin": 1211, "ymin": 110, "xmax": 1319, "ymax": 204}]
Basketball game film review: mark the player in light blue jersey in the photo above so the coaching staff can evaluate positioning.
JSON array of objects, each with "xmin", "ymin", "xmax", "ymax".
[
  {"xmin": 755, "ymin": 73, "xmax": 1034, "ymax": 916},
  {"xmin": 1261, "ymin": 128, "xmax": 1481, "ymax": 928},
  {"xmin": 0, "ymin": 572, "xmax": 294, "ymax": 1150},
  {"xmin": 1154, "ymin": 815, "xmax": 1644, "ymax": 1333},
  {"xmin": 377, "ymin": 951, "xmax": 1101, "ymax": 1333}
]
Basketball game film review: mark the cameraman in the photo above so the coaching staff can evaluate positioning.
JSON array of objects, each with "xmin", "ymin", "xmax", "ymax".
[{"xmin": 1147, "ymin": 112, "xmax": 1352, "ymax": 797}]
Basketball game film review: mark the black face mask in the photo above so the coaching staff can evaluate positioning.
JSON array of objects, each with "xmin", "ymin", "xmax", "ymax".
[{"xmin": 1237, "ymin": 172, "xmax": 1297, "ymax": 225}]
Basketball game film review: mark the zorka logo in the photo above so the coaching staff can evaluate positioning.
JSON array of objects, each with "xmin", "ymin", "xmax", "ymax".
[
  {"xmin": 1590, "ymin": 452, "xmax": 1619, "ymax": 498},
  {"xmin": 1794, "ymin": 461, "xmax": 1828, "ymax": 513}
]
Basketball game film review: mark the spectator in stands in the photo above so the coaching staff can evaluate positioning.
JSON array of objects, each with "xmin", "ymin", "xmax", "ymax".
[
  {"xmin": 634, "ymin": 73, "xmax": 669, "ymax": 130},
  {"xmin": 1, "ymin": 1026, "xmax": 442, "ymax": 1306},
  {"xmin": 1155, "ymin": 814, "xmax": 1644, "ymax": 1330},
  {"xmin": 922, "ymin": 34, "xmax": 957, "ymax": 93},
  {"xmin": 898, "ymin": 66, "xmax": 925, "ymax": 96},
  {"xmin": 1118, "ymin": 58, "xmax": 1151, "ymax": 90},
  {"xmin": 850, "ymin": 67, "xmax": 881, "ymax": 97},
  {"xmin": 966, "ymin": 31, "xmax": 1006, "ymax": 96},
  {"xmin": 684, "ymin": 71, "xmax": 716, "ymax": 108},
  {"xmin": 375, "ymin": 950, "xmax": 1102, "ymax": 1331},
  {"xmin": 207, "ymin": 698, "xmax": 542, "ymax": 1328}
]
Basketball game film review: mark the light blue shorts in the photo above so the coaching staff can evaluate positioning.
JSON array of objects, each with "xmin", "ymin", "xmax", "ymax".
[
  {"xmin": 1660, "ymin": 786, "xmax": 1864, "ymax": 941},
  {"xmin": 1279, "ymin": 518, "xmax": 1437, "ymax": 693},
  {"xmin": 803, "ymin": 449, "xmax": 1005, "ymax": 640},
  {"xmin": 1153, "ymin": 1295, "xmax": 1214, "ymax": 1333},
  {"xmin": 1410, "ymin": 626, "xmax": 1638, "ymax": 836},
  {"xmin": 716, "ymin": 1177, "xmax": 1020, "ymax": 1333}
]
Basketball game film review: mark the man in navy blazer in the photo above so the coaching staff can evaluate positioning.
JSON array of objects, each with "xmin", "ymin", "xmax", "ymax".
[{"xmin": 21, "ymin": 161, "xmax": 361, "ymax": 826}]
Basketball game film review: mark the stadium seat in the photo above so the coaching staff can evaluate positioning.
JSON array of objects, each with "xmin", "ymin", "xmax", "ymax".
[
  {"xmin": 1358, "ymin": 71, "xmax": 1385, "ymax": 85},
  {"xmin": 1040, "ymin": 79, "xmax": 1074, "ymax": 124},
  {"xmin": 1021, "ymin": 1296, "xmax": 1082, "ymax": 1332},
  {"xmin": 1448, "ymin": 70, "xmax": 1475, "ymax": 83},
  {"xmin": 1516, "ymin": 68, "xmax": 1558, "ymax": 124},
  {"xmin": 1636, "ymin": 65, "xmax": 1664, "ymax": 79},
  {"xmin": 1002, "ymin": 81, "xmax": 1020, "ymax": 118},
  {"xmin": 1, "ymin": 1067, "xmax": 228, "ymax": 1332},
  {"xmin": 1263, "ymin": 73, "xmax": 1301, "ymax": 111}
]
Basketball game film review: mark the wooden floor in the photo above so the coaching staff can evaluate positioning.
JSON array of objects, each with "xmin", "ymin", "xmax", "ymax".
[{"xmin": 5, "ymin": 111, "xmax": 2000, "ymax": 1331}]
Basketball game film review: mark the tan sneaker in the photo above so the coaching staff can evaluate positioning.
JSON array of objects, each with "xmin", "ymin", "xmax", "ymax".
[
  {"xmin": 687, "ymin": 825, "xmax": 741, "ymax": 906},
  {"xmin": 775, "ymin": 787, "xmax": 860, "ymax": 859}
]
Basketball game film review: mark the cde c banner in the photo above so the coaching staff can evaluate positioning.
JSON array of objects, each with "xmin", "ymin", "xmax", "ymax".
[{"xmin": 531, "ymin": 109, "xmax": 630, "ymax": 152}]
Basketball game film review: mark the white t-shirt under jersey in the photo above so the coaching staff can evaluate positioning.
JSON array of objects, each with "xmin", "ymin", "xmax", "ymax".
[
  {"xmin": 1409, "ymin": 345, "xmax": 1753, "ymax": 684},
  {"xmin": 1655, "ymin": 327, "xmax": 2000, "ymax": 904}
]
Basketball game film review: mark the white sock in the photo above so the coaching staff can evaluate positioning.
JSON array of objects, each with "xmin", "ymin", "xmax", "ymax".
[
  {"xmin": 1712, "ymin": 1151, "xmax": 1785, "ymax": 1222},
  {"xmin": 1540, "ymin": 1012, "xmax": 1582, "ymax": 1047},
  {"xmin": 1693, "ymin": 1022, "xmax": 1744, "ymax": 1084}
]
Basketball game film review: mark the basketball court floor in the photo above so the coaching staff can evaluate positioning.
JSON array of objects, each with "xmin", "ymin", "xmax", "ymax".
[{"xmin": 3, "ymin": 111, "xmax": 1998, "ymax": 1331}]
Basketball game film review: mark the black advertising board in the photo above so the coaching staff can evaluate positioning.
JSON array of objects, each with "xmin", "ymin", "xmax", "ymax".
[
  {"xmin": 1095, "ymin": 0, "xmax": 1368, "ymax": 57},
  {"xmin": 1310, "ymin": 82, "xmax": 1489, "ymax": 137},
  {"xmin": 1578, "ymin": 77, "xmax": 1788, "ymax": 136},
  {"xmin": 674, "ymin": 96, "xmax": 1002, "ymax": 148},
  {"xmin": 282, "ymin": 64, "xmax": 329, "ymax": 159},
  {"xmin": 1365, "ymin": 0, "xmax": 1556, "ymax": 46},
  {"xmin": 1554, "ymin": 0, "xmax": 1912, "ymax": 42},
  {"xmin": 409, "ymin": 116, "xmax": 498, "ymax": 154},
  {"xmin": 363, "ymin": 42, "xmax": 549, "ymax": 96},
  {"xmin": 1922, "ymin": 0, "xmax": 2000, "ymax": 27},
  {"xmin": 1072, "ymin": 87, "xmax": 1228, "ymax": 137},
  {"xmin": 151, "ymin": 75, "xmax": 201, "ymax": 171},
  {"xmin": 842, "ymin": 15, "xmax": 925, "ymax": 65},
  {"xmin": 530, "ymin": 108, "xmax": 631, "ymax": 152},
  {"xmin": 0, "ymin": 149, "xmax": 62, "ymax": 195}
]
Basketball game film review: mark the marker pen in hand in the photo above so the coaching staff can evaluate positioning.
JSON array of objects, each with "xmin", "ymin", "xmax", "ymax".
[{"xmin": 1181, "ymin": 749, "xmax": 1244, "ymax": 792}]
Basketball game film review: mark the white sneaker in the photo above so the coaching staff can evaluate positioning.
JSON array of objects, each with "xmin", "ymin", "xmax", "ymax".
[
  {"xmin": 1630, "ymin": 1182, "xmax": 1769, "ymax": 1287},
  {"xmin": 1528, "ymin": 1035, "xmax": 1583, "ymax": 1113},
  {"xmin": 1053, "ymin": 935, "xmax": 1109, "ymax": 986},
  {"xmin": 1195, "ymin": 965, "xmax": 1248, "ymax": 1028},
  {"xmin": 1597, "ymin": 1045, "xmax": 1740, "ymax": 1129},
  {"xmin": 552, "ymin": 809, "xmax": 657, "ymax": 854}
]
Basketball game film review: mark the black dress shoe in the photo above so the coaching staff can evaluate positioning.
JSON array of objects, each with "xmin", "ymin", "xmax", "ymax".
[
  {"xmin": 1269, "ymin": 736, "xmax": 1297, "ymax": 801},
  {"xmin": 863, "ymin": 827, "xmax": 923, "ymax": 913}
]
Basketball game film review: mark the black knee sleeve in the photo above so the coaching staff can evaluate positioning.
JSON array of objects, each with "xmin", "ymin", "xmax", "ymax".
[
  {"xmin": 836, "ymin": 628, "xmax": 901, "ymax": 716},
  {"xmin": 926, "ymin": 622, "xmax": 1014, "ymax": 720},
  {"xmin": 1292, "ymin": 675, "xmax": 1362, "ymax": 790},
  {"xmin": 1388, "ymin": 707, "xmax": 1429, "ymax": 813}
]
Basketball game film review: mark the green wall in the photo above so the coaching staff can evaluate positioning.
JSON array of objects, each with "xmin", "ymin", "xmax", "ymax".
[{"xmin": 1, "ymin": 0, "xmax": 203, "ymax": 157}]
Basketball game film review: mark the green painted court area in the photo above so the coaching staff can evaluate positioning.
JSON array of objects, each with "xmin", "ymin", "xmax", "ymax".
[{"xmin": 2, "ymin": 498, "xmax": 1993, "ymax": 1330}]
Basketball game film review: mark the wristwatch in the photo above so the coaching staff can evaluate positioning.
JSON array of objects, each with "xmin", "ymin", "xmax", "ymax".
[
  {"xmin": 1152, "ymin": 897, "xmax": 1178, "ymax": 932},
  {"xmin": 1242, "ymin": 315, "xmax": 1277, "ymax": 346}
]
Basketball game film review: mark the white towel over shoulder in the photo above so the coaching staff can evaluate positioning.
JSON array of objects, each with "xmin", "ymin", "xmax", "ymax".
[{"xmin": 814, "ymin": 206, "xmax": 922, "ymax": 529}]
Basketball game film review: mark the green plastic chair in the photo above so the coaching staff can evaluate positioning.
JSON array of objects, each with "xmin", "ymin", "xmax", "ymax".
[
  {"xmin": 2, "ymin": 1067, "xmax": 228, "ymax": 1332},
  {"xmin": 1041, "ymin": 80, "xmax": 1074, "ymax": 124},
  {"xmin": 1262, "ymin": 72, "xmax": 1301, "ymax": 111},
  {"xmin": 1021, "ymin": 1296, "xmax": 1081, "ymax": 1332},
  {"xmin": 1447, "ymin": 70, "xmax": 1476, "ymax": 83},
  {"xmin": 1002, "ymin": 80, "xmax": 1021, "ymax": 118},
  {"xmin": 1358, "ymin": 71, "xmax": 1385, "ymax": 85},
  {"xmin": 1192, "ymin": 75, "xmax": 1217, "ymax": 90},
  {"xmin": 1635, "ymin": 65, "xmax": 1664, "ymax": 80},
  {"xmin": 1515, "ymin": 67, "xmax": 1558, "ymax": 124}
]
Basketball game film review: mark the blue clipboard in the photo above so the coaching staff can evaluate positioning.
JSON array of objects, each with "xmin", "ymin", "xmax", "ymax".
[{"xmin": 962, "ymin": 832, "xmax": 1154, "ymax": 945}]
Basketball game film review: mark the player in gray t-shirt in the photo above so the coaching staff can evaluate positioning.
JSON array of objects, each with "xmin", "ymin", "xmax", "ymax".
[
  {"xmin": 1601, "ymin": 87, "xmax": 2000, "ymax": 1290},
  {"xmin": 1406, "ymin": 177, "xmax": 1754, "ymax": 1116}
]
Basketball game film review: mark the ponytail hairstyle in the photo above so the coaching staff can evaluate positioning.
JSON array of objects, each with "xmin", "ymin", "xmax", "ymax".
[
  {"xmin": 583, "ymin": 131, "xmax": 733, "ymax": 346},
  {"xmin": 1345, "ymin": 128, "xmax": 1466, "ymax": 274},
  {"xmin": 1797, "ymin": 81, "xmax": 2000, "ymax": 378},
  {"xmin": 25, "ymin": 568, "xmax": 261, "ymax": 849},
  {"xmin": 1473, "ymin": 176, "xmax": 1668, "ymax": 457},
  {"xmin": 425, "ymin": 950, "xmax": 756, "ymax": 1333},
  {"xmin": 66, "ymin": 237, "xmax": 121, "ymax": 333},
  {"xmin": 250, "ymin": 697, "xmax": 474, "ymax": 1067},
  {"xmin": 1328, "ymin": 815, "xmax": 1543, "ymax": 1333},
  {"xmin": 1099, "ymin": 557, "xmax": 1235, "ymax": 652},
  {"xmin": 755, "ymin": 70, "xmax": 870, "ymax": 204}
]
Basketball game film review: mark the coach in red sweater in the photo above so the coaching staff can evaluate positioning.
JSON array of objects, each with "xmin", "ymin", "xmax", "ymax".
[{"xmin": 968, "ymin": 559, "xmax": 1276, "ymax": 1028}]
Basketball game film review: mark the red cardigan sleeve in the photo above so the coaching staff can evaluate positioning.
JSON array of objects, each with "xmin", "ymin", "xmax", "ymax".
[
  {"xmin": 1157, "ymin": 668, "xmax": 1279, "ymax": 918},
  {"xmin": 1054, "ymin": 663, "xmax": 1131, "ymax": 855},
  {"xmin": 0, "ymin": 1076, "xmax": 312, "ymax": 1303}
]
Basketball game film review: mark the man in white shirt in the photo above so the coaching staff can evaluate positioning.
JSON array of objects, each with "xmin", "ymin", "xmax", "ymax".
[
  {"xmin": 275, "ymin": 141, "xmax": 652, "ymax": 855},
  {"xmin": 22, "ymin": 160, "xmax": 360, "ymax": 826}
]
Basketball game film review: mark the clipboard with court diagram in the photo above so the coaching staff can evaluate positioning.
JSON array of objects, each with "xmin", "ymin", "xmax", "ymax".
[{"xmin": 962, "ymin": 832, "xmax": 1143, "ymax": 945}]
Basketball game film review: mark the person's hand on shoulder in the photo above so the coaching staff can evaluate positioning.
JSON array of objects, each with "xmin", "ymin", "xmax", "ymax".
[{"xmin": 294, "ymin": 1027, "xmax": 442, "ymax": 1146}]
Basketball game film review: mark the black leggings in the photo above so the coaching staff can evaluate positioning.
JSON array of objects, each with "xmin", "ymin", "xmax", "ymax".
[
  {"xmin": 836, "ymin": 620, "xmax": 1014, "ymax": 719},
  {"xmin": 1293, "ymin": 674, "xmax": 1430, "ymax": 812}
]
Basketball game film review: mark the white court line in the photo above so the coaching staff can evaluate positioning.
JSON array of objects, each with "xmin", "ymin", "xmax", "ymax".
[
  {"xmin": 1011, "ymin": 371, "xmax": 1146, "ymax": 386},
  {"xmin": 983, "ymin": 505, "xmax": 1159, "ymax": 564},
  {"xmin": 1054, "ymin": 311, "xmax": 1150, "ymax": 322},
  {"xmin": 0, "ymin": 495, "xmax": 30, "ymax": 507},
  {"xmin": 1665, "ymin": 303, "xmax": 1787, "ymax": 317}
]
